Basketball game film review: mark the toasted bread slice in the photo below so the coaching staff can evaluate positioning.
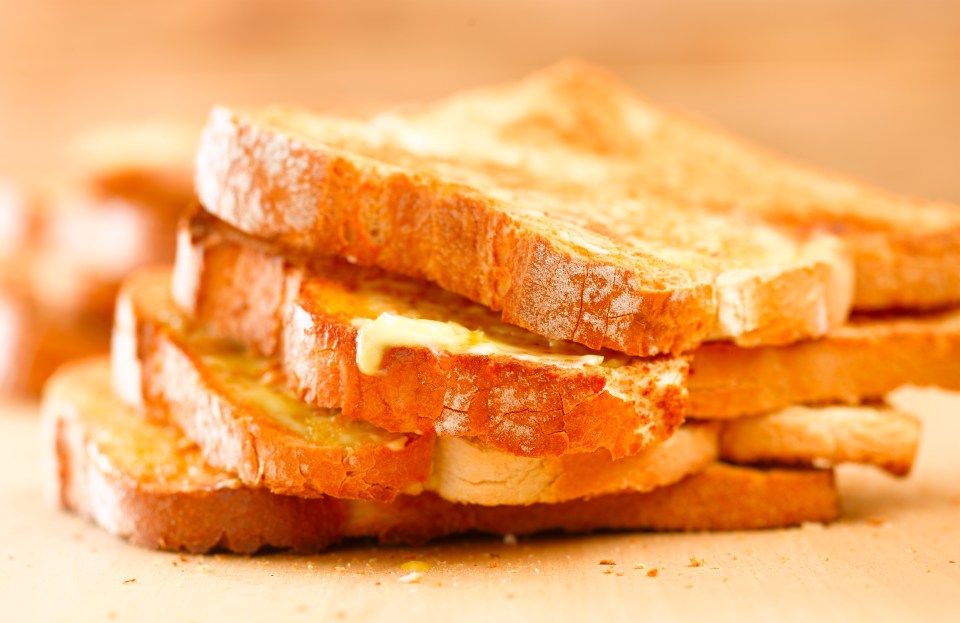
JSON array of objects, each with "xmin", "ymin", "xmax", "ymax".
[
  {"xmin": 116, "ymin": 271, "xmax": 721, "ymax": 504},
  {"xmin": 121, "ymin": 268, "xmax": 907, "ymax": 503},
  {"xmin": 175, "ymin": 210, "xmax": 687, "ymax": 459},
  {"xmin": 43, "ymin": 359, "xmax": 840, "ymax": 552},
  {"xmin": 114, "ymin": 269, "xmax": 434, "ymax": 502},
  {"xmin": 398, "ymin": 61, "xmax": 960, "ymax": 312},
  {"xmin": 690, "ymin": 309, "xmax": 960, "ymax": 417},
  {"xmin": 718, "ymin": 405, "xmax": 920, "ymax": 476},
  {"xmin": 196, "ymin": 70, "xmax": 855, "ymax": 357}
]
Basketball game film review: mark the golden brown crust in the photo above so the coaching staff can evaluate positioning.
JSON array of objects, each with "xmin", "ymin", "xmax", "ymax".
[
  {"xmin": 114, "ymin": 269, "xmax": 435, "ymax": 502},
  {"xmin": 690, "ymin": 309, "xmax": 960, "ymax": 417},
  {"xmin": 719, "ymin": 405, "xmax": 920, "ymax": 476},
  {"xmin": 42, "ymin": 360, "xmax": 839, "ymax": 553},
  {"xmin": 176, "ymin": 210, "xmax": 688, "ymax": 459},
  {"xmin": 196, "ymin": 64, "xmax": 858, "ymax": 356}
]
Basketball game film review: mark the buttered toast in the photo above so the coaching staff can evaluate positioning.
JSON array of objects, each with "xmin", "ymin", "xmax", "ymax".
[
  {"xmin": 44, "ymin": 359, "xmax": 841, "ymax": 552},
  {"xmin": 117, "ymin": 268, "xmax": 919, "ymax": 506},
  {"xmin": 175, "ymin": 210, "xmax": 687, "ymax": 459},
  {"xmin": 196, "ymin": 67, "xmax": 858, "ymax": 357}
]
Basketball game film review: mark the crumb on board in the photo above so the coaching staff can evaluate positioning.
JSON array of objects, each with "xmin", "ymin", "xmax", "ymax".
[
  {"xmin": 646, "ymin": 568, "xmax": 659, "ymax": 578},
  {"xmin": 399, "ymin": 560, "xmax": 431, "ymax": 573},
  {"xmin": 689, "ymin": 557, "xmax": 704, "ymax": 567},
  {"xmin": 123, "ymin": 578, "xmax": 136, "ymax": 585},
  {"xmin": 398, "ymin": 571, "xmax": 424, "ymax": 584},
  {"xmin": 598, "ymin": 559, "xmax": 616, "ymax": 566}
]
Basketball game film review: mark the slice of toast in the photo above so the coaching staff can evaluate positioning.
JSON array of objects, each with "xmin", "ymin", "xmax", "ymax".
[
  {"xmin": 718, "ymin": 404, "xmax": 920, "ymax": 476},
  {"xmin": 43, "ymin": 358, "xmax": 840, "ymax": 553},
  {"xmin": 176, "ymin": 210, "xmax": 947, "ymax": 452},
  {"xmin": 175, "ymin": 210, "xmax": 687, "ymax": 459},
  {"xmin": 690, "ymin": 309, "xmax": 960, "ymax": 417},
  {"xmin": 114, "ymin": 270, "xmax": 720, "ymax": 504},
  {"xmin": 114, "ymin": 268, "xmax": 435, "ymax": 502},
  {"xmin": 196, "ymin": 68, "xmax": 856, "ymax": 357},
  {"xmin": 121, "ymin": 268, "xmax": 915, "ymax": 502}
]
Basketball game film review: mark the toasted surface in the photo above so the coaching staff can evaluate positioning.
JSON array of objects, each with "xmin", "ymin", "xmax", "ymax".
[
  {"xmin": 196, "ymin": 64, "xmax": 856, "ymax": 356},
  {"xmin": 176, "ymin": 210, "xmax": 688, "ymax": 459},
  {"xmin": 43, "ymin": 359, "xmax": 840, "ymax": 553},
  {"xmin": 118, "ymin": 270, "xmax": 719, "ymax": 505},
  {"xmin": 690, "ymin": 309, "xmax": 960, "ymax": 417},
  {"xmin": 719, "ymin": 404, "xmax": 920, "ymax": 476}
]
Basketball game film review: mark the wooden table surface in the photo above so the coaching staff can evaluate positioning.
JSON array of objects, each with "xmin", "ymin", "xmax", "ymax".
[{"xmin": 2, "ymin": 387, "xmax": 958, "ymax": 622}]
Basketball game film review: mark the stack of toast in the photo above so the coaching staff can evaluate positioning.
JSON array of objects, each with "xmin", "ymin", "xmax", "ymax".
[
  {"xmin": 0, "ymin": 125, "xmax": 194, "ymax": 396},
  {"xmin": 43, "ymin": 62, "xmax": 960, "ymax": 553}
]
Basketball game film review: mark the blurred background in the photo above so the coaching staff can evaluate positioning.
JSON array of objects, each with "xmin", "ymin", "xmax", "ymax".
[{"xmin": 1, "ymin": 0, "xmax": 958, "ymax": 397}]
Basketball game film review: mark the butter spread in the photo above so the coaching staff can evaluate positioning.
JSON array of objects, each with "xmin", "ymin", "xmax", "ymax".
[{"xmin": 353, "ymin": 313, "xmax": 604, "ymax": 375}]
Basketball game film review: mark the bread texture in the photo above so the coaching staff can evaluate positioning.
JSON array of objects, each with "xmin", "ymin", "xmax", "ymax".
[
  {"xmin": 718, "ymin": 405, "xmax": 920, "ymax": 476},
  {"xmin": 196, "ymin": 65, "xmax": 857, "ymax": 357},
  {"xmin": 43, "ymin": 359, "xmax": 840, "ymax": 553},
  {"xmin": 175, "ymin": 209, "xmax": 688, "ymax": 459},
  {"xmin": 115, "ymin": 270, "xmax": 722, "ymax": 505},
  {"xmin": 690, "ymin": 309, "xmax": 960, "ymax": 417}
]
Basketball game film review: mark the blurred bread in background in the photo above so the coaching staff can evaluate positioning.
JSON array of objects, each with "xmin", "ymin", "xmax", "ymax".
[{"xmin": 0, "ymin": 122, "xmax": 196, "ymax": 397}]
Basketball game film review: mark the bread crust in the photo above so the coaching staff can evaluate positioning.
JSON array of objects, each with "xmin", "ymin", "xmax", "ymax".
[
  {"xmin": 175, "ymin": 210, "xmax": 688, "ymax": 459},
  {"xmin": 195, "ymin": 85, "xmax": 853, "ymax": 356},
  {"xmin": 42, "ymin": 360, "xmax": 839, "ymax": 553},
  {"xmin": 690, "ymin": 309, "xmax": 960, "ymax": 417}
]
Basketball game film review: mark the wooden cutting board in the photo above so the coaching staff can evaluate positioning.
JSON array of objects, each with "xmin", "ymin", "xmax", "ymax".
[{"xmin": 2, "ymin": 388, "xmax": 959, "ymax": 623}]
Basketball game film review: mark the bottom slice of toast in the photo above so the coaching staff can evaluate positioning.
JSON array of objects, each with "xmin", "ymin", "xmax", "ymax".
[{"xmin": 43, "ymin": 358, "xmax": 839, "ymax": 553}]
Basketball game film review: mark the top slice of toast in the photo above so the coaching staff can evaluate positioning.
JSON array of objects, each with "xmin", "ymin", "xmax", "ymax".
[{"xmin": 196, "ymin": 62, "xmax": 857, "ymax": 356}]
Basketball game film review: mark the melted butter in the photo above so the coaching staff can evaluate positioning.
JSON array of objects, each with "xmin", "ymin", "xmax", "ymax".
[
  {"xmin": 353, "ymin": 313, "xmax": 604, "ymax": 375},
  {"xmin": 193, "ymin": 341, "xmax": 408, "ymax": 449}
]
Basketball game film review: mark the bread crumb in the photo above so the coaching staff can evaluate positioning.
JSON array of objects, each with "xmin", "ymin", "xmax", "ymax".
[
  {"xmin": 398, "ymin": 571, "xmax": 424, "ymax": 584},
  {"xmin": 688, "ymin": 557, "xmax": 704, "ymax": 567},
  {"xmin": 598, "ymin": 560, "xmax": 616, "ymax": 566},
  {"xmin": 400, "ymin": 560, "xmax": 431, "ymax": 573},
  {"xmin": 123, "ymin": 578, "xmax": 136, "ymax": 585},
  {"xmin": 633, "ymin": 563, "xmax": 646, "ymax": 570},
  {"xmin": 602, "ymin": 569, "xmax": 614, "ymax": 575},
  {"xmin": 646, "ymin": 568, "xmax": 659, "ymax": 578}
]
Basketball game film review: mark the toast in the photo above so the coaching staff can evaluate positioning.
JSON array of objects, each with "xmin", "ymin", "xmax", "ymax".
[
  {"xmin": 44, "ymin": 358, "xmax": 840, "ymax": 553},
  {"xmin": 690, "ymin": 309, "xmax": 960, "ymax": 417},
  {"xmin": 176, "ymin": 210, "xmax": 946, "ymax": 447},
  {"xmin": 120, "ymin": 268, "xmax": 917, "ymax": 502},
  {"xmin": 114, "ymin": 270, "xmax": 732, "ymax": 504},
  {"xmin": 175, "ymin": 210, "xmax": 687, "ymax": 459},
  {"xmin": 196, "ymin": 71, "xmax": 856, "ymax": 357},
  {"xmin": 719, "ymin": 405, "xmax": 919, "ymax": 476}
]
